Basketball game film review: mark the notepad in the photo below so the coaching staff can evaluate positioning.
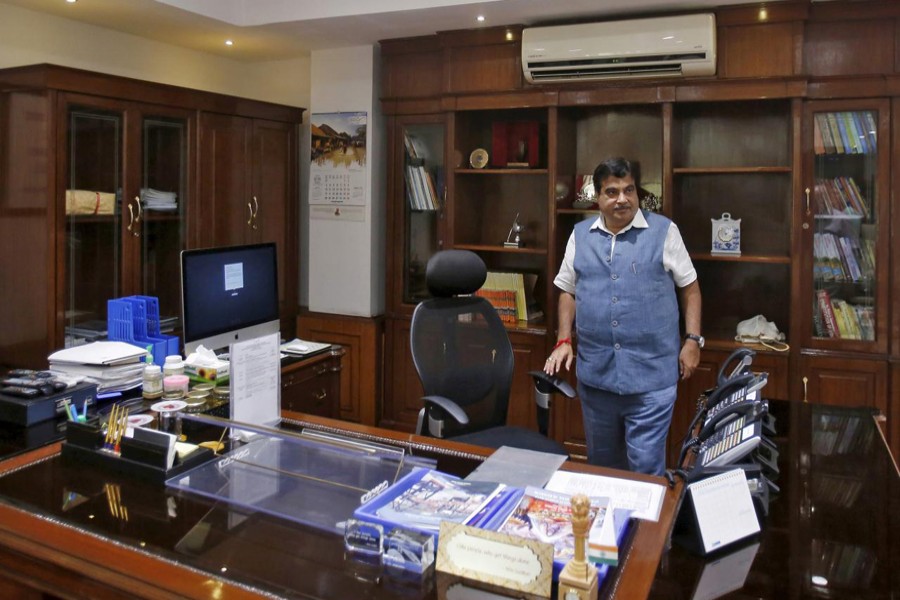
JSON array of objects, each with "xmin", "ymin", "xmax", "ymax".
[{"xmin": 280, "ymin": 338, "xmax": 331, "ymax": 357}]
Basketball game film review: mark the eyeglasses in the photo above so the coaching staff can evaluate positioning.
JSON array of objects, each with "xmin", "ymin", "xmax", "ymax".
[{"xmin": 601, "ymin": 185, "xmax": 637, "ymax": 199}]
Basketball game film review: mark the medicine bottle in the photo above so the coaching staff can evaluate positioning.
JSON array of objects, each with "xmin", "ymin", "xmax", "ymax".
[
  {"xmin": 142, "ymin": 363, "xmax": 163, "ymax": 401},
  {"xmin": 163, "ymin": 355, "xmax": 185, "ymax": 377}
]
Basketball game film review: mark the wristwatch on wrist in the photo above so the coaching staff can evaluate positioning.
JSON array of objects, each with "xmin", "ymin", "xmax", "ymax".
[{"xmin": 684, "ymin": 333, "xmax": 705, "ymax": 348}]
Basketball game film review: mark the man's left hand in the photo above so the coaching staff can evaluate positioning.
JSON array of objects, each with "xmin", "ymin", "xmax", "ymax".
[{"xmin": 679, "ymin": 342, "xmax": 700, "ymax": 379}]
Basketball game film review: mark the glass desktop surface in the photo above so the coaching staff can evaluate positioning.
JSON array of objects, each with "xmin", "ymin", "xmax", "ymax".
[
  {"xmin": 650, "ymin": 400, "xmax": 900, "ymax": 599},
  {"xmin": 167, "ymin": 425, "xmax": 436, "ymax": 534},
  {"xmin": 0, "ymin": 422, "xmax": 449, "ymax": 599}
]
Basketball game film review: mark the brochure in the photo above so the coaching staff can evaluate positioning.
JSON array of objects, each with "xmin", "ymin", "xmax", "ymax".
[
  {"xmin": 498, "ymin": 486, "xmax": 608, "ymax": 566},
  {"xmin": 374, "ymin": 469, "xmax": 505, "ymax": 533}
]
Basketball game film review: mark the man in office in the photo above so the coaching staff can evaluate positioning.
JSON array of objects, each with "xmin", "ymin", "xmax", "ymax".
[{"xmin": 544, "ymin": 157, "xmax": 702, "ymax": 476}]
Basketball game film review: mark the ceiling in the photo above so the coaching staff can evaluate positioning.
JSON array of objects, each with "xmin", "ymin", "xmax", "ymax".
[{"xmin": 0, "ymin": 0, "xmax": 787, "ymax": 61}]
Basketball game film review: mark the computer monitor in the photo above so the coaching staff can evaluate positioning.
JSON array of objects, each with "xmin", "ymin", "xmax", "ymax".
[{"xmin": 180, "ymin": 242, "xmax": 280, "ymax": 356}]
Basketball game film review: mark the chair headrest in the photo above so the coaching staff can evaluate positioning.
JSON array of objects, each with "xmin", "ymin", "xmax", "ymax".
[{"xmin": 426, "ymin": 250, "xmax": 487, "ymax": 297}]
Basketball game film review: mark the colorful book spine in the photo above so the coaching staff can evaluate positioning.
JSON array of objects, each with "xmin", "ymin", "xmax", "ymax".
[{"xmin": 816, "ymin": 289, "xmax": 838, "ymax": 338}]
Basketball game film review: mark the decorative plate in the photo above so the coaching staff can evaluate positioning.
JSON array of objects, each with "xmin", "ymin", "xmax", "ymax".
[{"xmin": 469, "ymin": 148, "xmax": 489, "ymax": 169}]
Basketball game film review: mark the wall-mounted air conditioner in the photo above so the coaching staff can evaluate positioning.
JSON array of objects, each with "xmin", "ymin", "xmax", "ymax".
[{"xmin": 522, "ymin": 13, "xmax": 716, "ymax": 83}]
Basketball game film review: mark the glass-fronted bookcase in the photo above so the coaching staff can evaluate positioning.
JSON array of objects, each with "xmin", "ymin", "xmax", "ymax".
[{"xmin": 801, "ymin": 100, "xmax": 890, "ymax": 354}]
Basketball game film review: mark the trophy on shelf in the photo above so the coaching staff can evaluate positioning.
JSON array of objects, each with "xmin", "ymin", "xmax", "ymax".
[{"xmin": 504, "ymin": 213, "xmax": 524, "ymax": 248}]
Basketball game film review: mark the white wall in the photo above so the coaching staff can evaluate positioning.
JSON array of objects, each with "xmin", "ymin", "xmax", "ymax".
[
  {"xmin": 0, "ymin": 3, "xmax": 310, "ymax": 107},
  {"xmin": 306, "ymin": 46, "xmax": 385, "ymax": 317}
]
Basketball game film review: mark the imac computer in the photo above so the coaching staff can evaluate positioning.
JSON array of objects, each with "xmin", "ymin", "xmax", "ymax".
[{"xmin": 180, "ymin": 242, "xmax": 279, "ymax": 356}]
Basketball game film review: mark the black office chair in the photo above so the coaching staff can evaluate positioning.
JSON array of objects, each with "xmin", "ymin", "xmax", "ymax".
[{"xmin": 410, "ymin": 249, "xmax": 574, "ymax": 455}]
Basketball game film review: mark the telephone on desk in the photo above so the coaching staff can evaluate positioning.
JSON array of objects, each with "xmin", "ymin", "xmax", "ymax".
[{"xmin": 681, "ymin": 348, "xmax": 780, "ymax": 513}]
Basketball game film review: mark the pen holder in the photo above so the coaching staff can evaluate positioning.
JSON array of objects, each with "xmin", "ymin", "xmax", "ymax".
[{"xmin": 65, "ymin": 420, "xmax": 104, "ymax": 450}]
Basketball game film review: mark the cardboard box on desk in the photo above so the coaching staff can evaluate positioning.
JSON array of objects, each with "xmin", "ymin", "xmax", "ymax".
[{"xmin": 184, "ymin": 359, "xmax": 229, "ymax": 384}]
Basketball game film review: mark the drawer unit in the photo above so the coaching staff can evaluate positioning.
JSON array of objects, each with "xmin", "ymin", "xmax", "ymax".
[{"xmin": 281, "ymin": 347, "xmax": 344, "ymax": 418}]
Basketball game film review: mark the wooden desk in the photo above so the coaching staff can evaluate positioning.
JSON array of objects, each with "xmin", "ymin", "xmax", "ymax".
[
  {"xmin": 650, "ymin": 400, "xmax": 900, "ymax": 598},
  {"xmin": 280, "ymin": 346, "xmax": 344, "ymax": 418},
  {"xmin": 0, "ymin": 411, "xmax": 682, "ymax": 599}
]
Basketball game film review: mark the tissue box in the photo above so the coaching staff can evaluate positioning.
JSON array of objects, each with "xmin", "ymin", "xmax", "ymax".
[{"xmin": 184, "ymin": 359, "xmax": 229, "ymax": 383}]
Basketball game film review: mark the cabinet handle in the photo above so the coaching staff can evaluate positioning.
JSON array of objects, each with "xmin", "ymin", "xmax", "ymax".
[
  {"xmin": 802, "ymin": 376, "xmax": 808, "ymax": 403},
  {"xmin": 127, "ymin": 203, "xmax": 135, "ymax": 233},
  {"xmin": 804, "ymin": 187, "xmax": 811, "ymax": 216},
  {"xmin": 314, "ymin": 389, "xmax": 327, "ymax": 401},
  {"xmin": 132, "ymin": 197, "xmax": 142, "ymax": 237},
  {"xmin": 251, "ymin": 196, "xmax": 259, "ymax": 230},
  {"xmin": 247, "ymin": 201, "xmax": 254, "ymax": 227}
]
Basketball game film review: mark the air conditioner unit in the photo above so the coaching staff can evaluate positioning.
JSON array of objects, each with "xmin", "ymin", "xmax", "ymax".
[{"xmin": 522, "ymin": 14, "xmax": 716, "ymax": 84}]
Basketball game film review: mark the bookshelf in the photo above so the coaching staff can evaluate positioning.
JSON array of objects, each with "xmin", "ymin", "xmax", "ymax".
[{"xmin": 801, "ymin": 100, "xmax": 890, "ymax": 353}]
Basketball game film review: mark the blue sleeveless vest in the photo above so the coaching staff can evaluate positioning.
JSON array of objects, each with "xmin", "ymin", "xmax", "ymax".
[{"xmin": 573, "ymin": 211, "xmax": 680, "ymax": 394}]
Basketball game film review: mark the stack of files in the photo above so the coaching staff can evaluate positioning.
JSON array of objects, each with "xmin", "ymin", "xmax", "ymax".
[
  {"xmin": 140, "ymin": 188, "xmax": 178, "ymax": 211},
  {"xmin": 48, "ymin": 341, "xmax": 148, "ymax": 393}
]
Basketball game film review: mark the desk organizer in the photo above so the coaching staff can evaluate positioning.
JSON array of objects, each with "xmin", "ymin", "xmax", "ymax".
[
  {"xmin": 61, "ymin": 420, "xmax": 213, "ymax": 483},
  {"xmin": 107, "ymin": 295, "xmax": 179, "ymax": 366}
]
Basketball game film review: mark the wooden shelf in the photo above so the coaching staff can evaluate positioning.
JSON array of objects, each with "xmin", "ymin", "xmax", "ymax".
[
  {"xmin": 672, "ymin": 166, "xmax": 792, "ymax": 174},
  {"xmin": 452, "ymin": 243, "xmax": 547, "ymax": 255},
  {"xmin": 557, "ymin": 208, "xmax": 599, "ymax": 215},
  {"xmin": 690, "ymin": 252, "xmax": 792, "ymax": 264},
  {"xmin": 454, "ymin": 168, "xmax": 548, "ymax": 175}
]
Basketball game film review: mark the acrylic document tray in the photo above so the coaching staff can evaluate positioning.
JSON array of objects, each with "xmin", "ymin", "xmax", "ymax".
[{"xmin": 166, "ymin": 417, "xmax": 436, "ymax": 534}]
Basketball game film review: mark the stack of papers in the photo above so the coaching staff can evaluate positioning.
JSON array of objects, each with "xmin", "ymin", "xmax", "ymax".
[
  {"xmin": 49, "ymin": 341, "xmax": 148, "ymax": 393},
  {"xmin": 280, "ymin": 338, "xmax": 331, "ymax": 357},
  {"xmin": 141, "ymin": 188, "xmax": 177, "ymax": 212}
]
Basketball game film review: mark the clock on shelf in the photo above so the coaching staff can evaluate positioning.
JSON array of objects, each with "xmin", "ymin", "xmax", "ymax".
[{"xmin": 711, "ymin": 212, "xmax": 741, "ymax": 255}]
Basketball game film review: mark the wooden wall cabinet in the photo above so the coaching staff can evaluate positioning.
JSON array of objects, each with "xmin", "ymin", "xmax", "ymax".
[
  {"xmin": 198, "ymin": 114, "xmax": 299, "ymax": 337},
  {"xmin": 280, "ymin": 348, "xmax": 344, "ymax": 418},
  {"xmin": 0, "ymin": 65, "xmax": 302, "ymax": 369}
]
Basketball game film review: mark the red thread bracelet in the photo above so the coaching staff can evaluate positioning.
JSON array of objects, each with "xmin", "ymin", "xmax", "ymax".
[{"xmin": 553, "ymin": 338, "xmax": 571, "ymax": 350}]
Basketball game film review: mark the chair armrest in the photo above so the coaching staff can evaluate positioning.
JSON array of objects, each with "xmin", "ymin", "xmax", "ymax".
[
  {"xmin": 528, "ymin": 371, "xmax": 576, "ymax": 398},
  {"xmin": 422, "ymin": 395, "xmax": 470, "ymax": 426}
]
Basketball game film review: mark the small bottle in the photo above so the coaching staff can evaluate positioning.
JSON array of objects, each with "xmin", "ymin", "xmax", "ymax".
[
  {"xmin": 163, "ymin": 355, "xmax": 185, "ymax": 378},
  {"xmin": 142, "ymin": 362, "xmax": 163, "ymax": 401}
]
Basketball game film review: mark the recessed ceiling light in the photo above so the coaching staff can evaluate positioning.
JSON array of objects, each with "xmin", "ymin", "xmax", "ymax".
[
  {"xmin": 225, "ymin": 40, "xmax": 234, "ymax": 46},
  {"xmin": 476, "ymin": 15, "xmax": 485, "ymax": 22},
  {"xmin": 66, "ymin": 0, "xmax": 77, "ymax": 4}
]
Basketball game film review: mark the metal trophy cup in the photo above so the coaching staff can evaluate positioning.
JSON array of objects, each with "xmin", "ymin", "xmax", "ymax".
[{"xmin": 504, "ymin": 212, "xmax": 524, "ymax": 248}]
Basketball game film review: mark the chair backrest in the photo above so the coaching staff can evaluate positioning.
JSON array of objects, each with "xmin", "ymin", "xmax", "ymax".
[{"xmin": 410, "ymin": 250, "xmax": 514, "ymax": 437}]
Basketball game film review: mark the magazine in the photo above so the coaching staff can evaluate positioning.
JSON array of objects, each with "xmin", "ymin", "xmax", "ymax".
[
  {"xmin": 374, "ymin": 470, "xmax": 504, "ymax": 533},
  {"xmin": 498, "ymin": 486, "xmax": 609, "ymax": 565}
]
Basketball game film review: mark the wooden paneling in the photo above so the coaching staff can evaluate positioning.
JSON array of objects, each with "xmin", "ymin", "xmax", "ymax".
[
  {"xmin": 297, "ymin": 312, "xmax": 384, "ymax": 425},
  {"xmin": 797, "ymin": 354, "xmax": 888, "ymax": 413},
  {"xmin": 380, "ymin": 37, "xmax": 443, "ymax": 100},
  {"xmin": 445, "ymin": 42, "xmax": 522, "ymax": 94},
  {"xmin": 381, "ymin": 318, "xmax": 422, "ymax": 431},
  {"xmin": 506, "ymin": 330, "xmax": 546, "ymax": 431},
  {"xmin": 719, "ymin": 22, "xmax": 800, "ymax": 78},
  {"xmin": 805, "ymin": 20, "xmax": 896, "ymax": 77}
]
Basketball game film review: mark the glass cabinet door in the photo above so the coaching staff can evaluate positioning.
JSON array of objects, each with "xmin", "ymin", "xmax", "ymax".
[
  {"xmin": 140, "ymin": 116, "xmax": 187, "ymax": 331},
  {"xmin": 806, "ymin": 102, "xmax": 889, "ymax": 351},
  {"xmin": 65, "ymin": 107, "xmax": 123, "ymax": 346},
  {"xmin": 400, "ymin": 119, "xmax": 444, "ymax": 306}
]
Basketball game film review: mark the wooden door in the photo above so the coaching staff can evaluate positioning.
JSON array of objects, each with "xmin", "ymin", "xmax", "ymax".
[
  {"xmin": 251, "ymin": 119, "xmax": 296, "ymax": 332},
  {"xmin": 198, "ymin": 112, "xmax": 251, "ymax": 249},
  {"xmin": 797, "ymin": 355, "xmax": 888, "ymax": 414}
]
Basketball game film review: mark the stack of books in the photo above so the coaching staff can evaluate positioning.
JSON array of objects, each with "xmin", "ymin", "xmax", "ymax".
[
  {"xmin": 403, "ymin": 132, "xmax": 441, "ymax": 211},
  {"xmin": 475, "ymin": 271, "xmax": 541, "ymax": 323},
  {"xmin": 140, "ymin": 188, "xmax": 178, "ymax": 211}
]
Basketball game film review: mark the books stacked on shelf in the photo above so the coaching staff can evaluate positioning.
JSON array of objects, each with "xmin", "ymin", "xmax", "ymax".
[
  {"xmin": 813, "ymin": 177, "xmax": 870, "ymax": 218},
  {"xmin": 811, "ymin": 412, "xmax": 875, "ymax": 457},
  {"xmin": 813, "ymin": 111, "xmax": 877, "ymax": 155},
  {"xmin": 404, "ymin": 132, "xmax": 441, "ymax": 211},
  {"xmin": 140, "ymin": 188, "xmax": 178, "ymax": 211},
  {"xmin": 475, "ymin": 271, "xmax": 541, "ymax": 323},
  {"xmin": 812, "ymin": 232, "xmax": 874, "ymax": 284},
  {"xmin": 814, "ymin": 289, "xmax": 875, "ymax": 340}
]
